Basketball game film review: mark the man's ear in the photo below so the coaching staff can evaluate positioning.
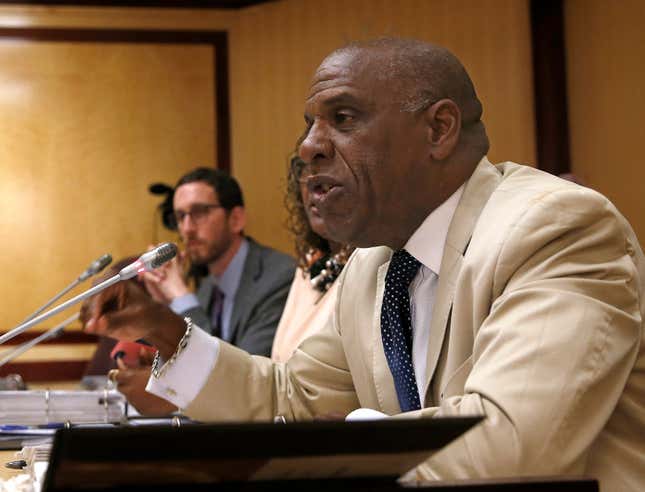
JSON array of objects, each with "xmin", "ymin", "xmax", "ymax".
[
  {"xmin": 425, "ymin": 99, "xmax": 461, "ymax": 161},
  {"xmin": 227, "ymin": 206, "xmax": 247, "ymax": 234}
]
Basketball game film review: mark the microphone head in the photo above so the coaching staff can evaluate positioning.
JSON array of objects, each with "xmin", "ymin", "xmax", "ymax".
[
  {"xmin": 117, "ymin": 243, "xmax": 178, "ymax": 280},
  {"xmin": 90, "ymin": 254, "xmax": 113, "ymax": 275},
  {"xmin": 78, "ymin": 253, "xmax": 113, "ymax": 281},
  {"xmin": 148, "ymin": 242, "xmax": 178, "ymax": 269}
]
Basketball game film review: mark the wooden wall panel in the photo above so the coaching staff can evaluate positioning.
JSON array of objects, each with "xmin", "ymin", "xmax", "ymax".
[
  {"xmin": 0, "ymin": 6, "xmax": 232, "ymax": 382},
  {"xmin": 0, "ymin": 0, "xmax": 537, "ymax": 269},
  {"xmin": 0, "ymin": 1, "xmax": 537, "ymax": 381},
  {"xmin": 565, "ymin": 0, "xmax": 645, "ymax": 245},
  {"xmin": 0, "ymin": 5, "xmax": 234, "ymax": 30},
  {"xmin": 229, "ymin": 0, "xmax": 536, "ymax": 254},
  {"xmin": 0, "ymin": 40, "xmax": 215, "ymax": 332}
]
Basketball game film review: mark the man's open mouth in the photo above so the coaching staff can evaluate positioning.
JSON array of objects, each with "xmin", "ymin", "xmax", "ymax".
[{"xmin": 308, "ymin": 176, "xmax": 341, "ymax": 202}]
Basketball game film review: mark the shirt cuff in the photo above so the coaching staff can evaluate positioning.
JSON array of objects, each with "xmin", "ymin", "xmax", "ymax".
[
  {"xmin": 146, "ymin": 324, "xmax": 219, "ymax": 409},
  {"xmin": 169, "ymin": 293, "xmax": 200, "ymax": 314}
]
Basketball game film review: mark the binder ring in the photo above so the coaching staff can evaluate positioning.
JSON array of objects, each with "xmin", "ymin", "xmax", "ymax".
[{"xmin": 44, "ymin": 389, "xmax": 50, "ymax": 418}]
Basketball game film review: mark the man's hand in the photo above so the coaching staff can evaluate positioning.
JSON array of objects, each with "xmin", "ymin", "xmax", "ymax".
[
  {"xmin": 141, "ymin": 251, "xmax": 190, "ymax": 304},
  {"xmin": 81, "ymin": 280, "xmax": 187, "ymax": 360},
  {"xmin": 112, "ymin": 356, "xmax": 176, "ymax": 416}
]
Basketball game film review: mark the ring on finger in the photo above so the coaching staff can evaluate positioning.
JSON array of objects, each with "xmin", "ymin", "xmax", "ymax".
[{"xmin": 107, "ymin": 369, "xmax": 119, "ymax": 383}]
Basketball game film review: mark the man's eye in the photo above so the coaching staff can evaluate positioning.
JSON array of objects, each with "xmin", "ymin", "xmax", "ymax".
[
  {"xmin": 334, "ymin": 112, "xmax": 354, "ymax": 125},
  {"xmin": 192, "ymin": 205, "xmax": 208, "ymax": 217}
]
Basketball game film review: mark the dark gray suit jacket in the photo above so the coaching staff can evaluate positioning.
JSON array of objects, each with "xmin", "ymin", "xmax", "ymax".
[{"xmin": 180, "ymin": 238, "xmax": 295, "ymax": 357}]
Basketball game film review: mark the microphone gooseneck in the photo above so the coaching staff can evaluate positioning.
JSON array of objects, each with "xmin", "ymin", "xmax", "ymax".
[
  {"xmin": 0, "ymin": 243, "xmax": 177, "ymax": 345},
  {"xmin": 0, "ymin": 312, "xmax": 80, "ymax": 368},
  {"xmin": 18, "ymin": 253, "xmax": 113, "ymax": 325}
]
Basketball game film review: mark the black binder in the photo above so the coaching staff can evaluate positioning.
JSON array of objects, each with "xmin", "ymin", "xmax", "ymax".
[{"xmin": 43, "ymin": 416, "xmax": 482, "ymax": 491}]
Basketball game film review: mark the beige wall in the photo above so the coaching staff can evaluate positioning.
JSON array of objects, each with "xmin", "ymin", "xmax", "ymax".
[
  {"xmin": 230, "ymin": 0, "xmax": 536, "ymax": 253},
  {"xmin": 0, "ymin": 0, "xmax": 537, "ymax": 337},
  {"xmin": 0, "ymin": 38, "xmax": 216, "ymax": 333},
  {"xmin": 565, "ymin": 0, "xmax": 645, "ymax": 244}
]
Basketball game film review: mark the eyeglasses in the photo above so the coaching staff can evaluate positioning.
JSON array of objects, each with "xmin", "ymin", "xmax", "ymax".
[{"xmin": 174, "ymin": 203, "xmax": 223, "ymax": 225}]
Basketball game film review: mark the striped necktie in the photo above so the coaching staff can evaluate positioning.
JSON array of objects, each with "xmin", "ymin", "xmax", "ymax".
[{"xmin": 210, "ymin": 285, "xmax": 225, "ymax": 338}]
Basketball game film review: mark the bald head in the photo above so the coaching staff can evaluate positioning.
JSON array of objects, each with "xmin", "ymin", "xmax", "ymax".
[{"xmin": 325, "ymin": 38, "xmax": 488, "ymax": 152}]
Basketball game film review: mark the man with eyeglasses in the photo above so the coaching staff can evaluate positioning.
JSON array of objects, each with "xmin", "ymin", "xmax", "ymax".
[{"xmin": 142, "ymin": 167, "xmax": 295, "ymax": 356}]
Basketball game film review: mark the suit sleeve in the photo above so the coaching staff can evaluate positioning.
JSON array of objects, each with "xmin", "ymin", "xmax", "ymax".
[
  {"xmin": 184, "ymin": 304, "xmax": 360, "ymax": 422},
  {"xmin": 183, "ymin": 252, "xmax": 359, "ymax": 422},
  {"xmin": 409, "ymin": 188, "xmax": 642, "ymax": 479}
]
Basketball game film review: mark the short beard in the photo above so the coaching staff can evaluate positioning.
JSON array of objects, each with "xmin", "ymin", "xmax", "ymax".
[{"xmin": 191, "ymin": 235, "xmax": 233, "ymax": 269}]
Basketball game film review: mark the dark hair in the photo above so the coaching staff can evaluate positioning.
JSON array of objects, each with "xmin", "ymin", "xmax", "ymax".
[
  {"xmin": 285, "ymin": 155, "xmax": 331, "ymax": 268},
  {"xmin": 175, "ymin": 167, "xmax": 244, "ymax": 211}
]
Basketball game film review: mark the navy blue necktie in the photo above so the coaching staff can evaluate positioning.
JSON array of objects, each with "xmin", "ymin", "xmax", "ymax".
[
  {"xmin": 209, "ymin": 285, "xmax": 225, "ymax": 338},
  {"xmin": 381, "ymin": 249, "xmax": 422, "ymax": 412}
]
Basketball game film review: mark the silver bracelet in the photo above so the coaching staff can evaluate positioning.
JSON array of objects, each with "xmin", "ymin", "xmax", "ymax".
[{"xmin": 151, "ymin": 317, "xmax": 193, "ymax": 379}]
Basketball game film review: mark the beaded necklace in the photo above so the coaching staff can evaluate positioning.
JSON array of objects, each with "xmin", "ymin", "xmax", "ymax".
[{"xmin": 307, "ymin": 246, "xmax": 353, "ymax": 292}]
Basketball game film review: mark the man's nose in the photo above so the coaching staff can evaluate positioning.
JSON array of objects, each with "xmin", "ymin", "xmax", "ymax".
[
  {"xmin": 178, "ymin": 215, "xmax": 196, "ymax": 235},
  {"xmin": 299, "ymin": 120, "xmax": 333, "ymax": 164}
]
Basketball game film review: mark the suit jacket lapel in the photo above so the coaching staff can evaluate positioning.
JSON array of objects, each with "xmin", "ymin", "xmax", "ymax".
[
  {"xmin": 197, "ymin": 277, "xmax": 214, "ymax": 312},
  {"xmin": 229, "ymin": 239, "xmax": 261, "ymax": 340},
  {"xmin": 423, "ymin": 157, "xmax": 502, "ymax": 404}
]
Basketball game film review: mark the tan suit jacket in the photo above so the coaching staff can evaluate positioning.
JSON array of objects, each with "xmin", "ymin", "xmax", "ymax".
[
  {"xmin": 186, "ymin": 158, "xmax": 644, "ymax": 491},
  {"xmin": 271, "ymin": 267, "xmax": 338, "ymax": 363}
]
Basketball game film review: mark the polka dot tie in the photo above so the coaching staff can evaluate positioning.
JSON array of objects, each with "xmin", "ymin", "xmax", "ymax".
[{"xmin": 381, "ymin": 249, "xmax": 422, "ymax": 412}]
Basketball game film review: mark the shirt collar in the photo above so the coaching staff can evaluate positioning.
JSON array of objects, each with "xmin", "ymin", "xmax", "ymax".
[
  {"xmin": 211, "ymin": 238, "xmax": 249, "ymax": 299},
  {"xmin": 404, "ymin": 185, "xmax": 464, "ymax": 275}
]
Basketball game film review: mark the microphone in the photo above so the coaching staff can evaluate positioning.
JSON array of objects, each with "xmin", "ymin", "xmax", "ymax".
[
  {"xmin": 18, "ymin": 253, "xmax": 113, "ymax": 325},
  {"xmin": 78, "ymin": 254, "xmax": 113, "ymax": 282},
  {"xmin": 117, "ymin": 243, "xmax": 177, "ymax": 280},
  {"xmin": 0, "ymin": 243, "xmax": 177, "ymax": 346},
  {"xmin": 0, "ymin": 313, "xmax": 79, "ymax": 368}
]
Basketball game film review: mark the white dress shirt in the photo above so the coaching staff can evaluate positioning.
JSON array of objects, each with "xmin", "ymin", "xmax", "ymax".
[
  {"xmin": 406, "ymin": 185, "xmax": 463, "ymax": 401},
  {"xmin": 148, "ymin": 187, "xmax": 464, "ymax": 410}
]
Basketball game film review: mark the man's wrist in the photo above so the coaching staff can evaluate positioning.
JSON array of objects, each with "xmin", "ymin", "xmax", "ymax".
[
  {"xmin": 168, "ymin": 293, "xmax": 200, "ymax": 315},
  {"xmin": 145, "ymin": 326, "xmax": 220, "ymax": 409},
  {"xmin": 151, "ymin": 317, "xmax": 193, "ymax": 379},
  {"xmin": 168, "ymin": 284, "xmax": 190, "ymax": 300},
  {"xmin": 148, "ymin": 314, "xmax": 190, "ymax": 360}
]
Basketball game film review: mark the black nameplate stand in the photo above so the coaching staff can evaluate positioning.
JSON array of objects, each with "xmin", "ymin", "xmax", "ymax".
[{"xmin": 42, "ymin": 416, "xmax": 597, "ymax": 492}]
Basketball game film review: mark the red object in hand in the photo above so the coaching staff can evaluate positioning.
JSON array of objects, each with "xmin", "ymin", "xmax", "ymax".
[{"xmin": 110, "ymin": 341, "xmax": 156, "ymax": 368}]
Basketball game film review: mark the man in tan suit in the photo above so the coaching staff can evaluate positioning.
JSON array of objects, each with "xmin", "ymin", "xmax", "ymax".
[{"xmin": 84, "ymin": 39, "xmax": 644, "ymax": 491}]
